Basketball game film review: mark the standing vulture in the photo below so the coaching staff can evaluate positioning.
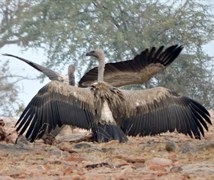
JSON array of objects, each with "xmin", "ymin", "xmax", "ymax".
[
  {"xmin": 11, "ymin": 45, "xmax": 212, "ymax": 143},
  {"xmin": 2, "ymin": 53, "xmax": 75, "ymax": 143}
]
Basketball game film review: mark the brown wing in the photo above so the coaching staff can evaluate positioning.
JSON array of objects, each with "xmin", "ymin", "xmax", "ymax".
[
  {"xmin": 16, "ymin": 81, "xmax": 95, "ymax": 142},
  {"xmin": 119, "ymin": 87, "xmax": 211, "ymax": 139},
  {"xmin": 2, "ymin": 54, "xmax": 65, "ymax": 82},
  {"xmin": 79, "ymin": 45, "xmax": 183, "ymax": 87}
]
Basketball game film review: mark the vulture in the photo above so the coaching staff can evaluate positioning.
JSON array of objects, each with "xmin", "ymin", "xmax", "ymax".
[
  {"xmin": 79, "ymin": 45, "xmax": 183, "ymax": 87},
  {"xmin": 9, "ymin": 45, "xmax": 212, "ymax": 143},
  {"xmin": 2, "ymin": 53, "xmax": 75, "ymax": 142}
]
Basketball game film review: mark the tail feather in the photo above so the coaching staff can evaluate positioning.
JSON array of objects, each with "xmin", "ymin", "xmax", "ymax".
[{"xmin": 92, "ymin": 124, "xmax": 128, "ymax": 143}]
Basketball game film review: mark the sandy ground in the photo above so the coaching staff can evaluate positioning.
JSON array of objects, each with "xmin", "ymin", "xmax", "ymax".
[{"xmin": 0, "ymin": 111, "xmax": 214, "ymax": 180}]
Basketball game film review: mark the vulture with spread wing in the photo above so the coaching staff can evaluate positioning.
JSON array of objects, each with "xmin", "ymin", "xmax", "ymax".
[
  {"xmin": 2, "ymin": 53, "xmax": 75, "ymax": 143},
  {"xmin": 79, "ymin": 45, "xmax": 183, "ymax": 87},
  {"xmin": 7, "ymin": 45, "xmax": 212, "ymax": 143}
]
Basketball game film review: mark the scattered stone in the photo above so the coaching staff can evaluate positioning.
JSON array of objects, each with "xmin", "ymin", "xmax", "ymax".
[
  {"xmin": 47, "ymin": 146, "xmax": 70, "ymax": 156},
  {"xmin": 65, "ymin": 154, "xmax": 85, "ymax": 162},
  {"xmin": 146, "ymin": 157, "xmax": 173, "ymax": 171},
  {"xmin": 74, "ymin": 143, "xmax": 92, "ymax": 149},
  {"xmin": 42, "ymin": 134, "xmax": 56, "ymax": 145},
  {"xmin": 56, "ymin": 130, "xmax": 92, "ymax": 143},
  {"xmin": 58, "ymin": 125, "xmax": 74, "ymax": 137},
  {"xmin": 148, "ymin": 163, "xmax": 166, "ymax": 171},
  {"xmin": 165, "ymin": 140, "xmax": 176, "ymax": 152},
  {"xmin": 5, "ymin": 130, "xmax": 19, "ymax": 144},
  {"xmin": 170, "ymin": 166, "xmax": 183, "ymax": 173},
  {"xmin": 101, "ymin": 147, "xmax": 114, "ymax": 153},
  {"xmin": 115, "ymin": 155, "xmax": 145, "ymax": 164},
  {"xmin": 58, "ymin": 142, "xmax": 77, "ymax": 153},
  {"xmin": 180, "ymin": 143, "xmax": 195, "ymax": 153},
  {"xmin": 85, "ymin": 162, "xmax": 113, "ymax": 169},
  {"xmin": 14, "ymin": 135, "xmax": 30, "ymax": 147}
]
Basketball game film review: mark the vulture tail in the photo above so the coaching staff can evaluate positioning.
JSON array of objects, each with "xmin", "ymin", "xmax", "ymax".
[{"xmin": 92, "ymin": 124, "xmax": 128, "ymax": 143}]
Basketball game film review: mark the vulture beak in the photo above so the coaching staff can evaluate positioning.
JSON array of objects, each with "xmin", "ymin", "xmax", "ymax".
[{"xmin": 86, "ymin": 51, "xmax": 98, "ymax": 58}]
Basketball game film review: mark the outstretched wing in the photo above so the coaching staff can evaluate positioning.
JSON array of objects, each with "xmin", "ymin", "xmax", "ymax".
[
  {"xmin": 16, "ymin": 81, "xmax": 95, "ymax": 142},
  {"xmin": 2, "ymin": 54, "xmax": 65, "ymax": 82},
  {"xmin": 79, "ymin": 45, "xmax": 183, "ymax": 87},
  {"xmin": 119, "ymin": 87, "xmax": 211, "ymax": 139}
]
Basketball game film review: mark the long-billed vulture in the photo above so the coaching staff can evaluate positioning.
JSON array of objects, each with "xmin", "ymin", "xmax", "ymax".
[
  {"xmin": 79, "ymin": 45, "xmax": 183, "ymax": 87},
  {"xmin": 2, "ymin": 54, "xmax": 75, "ymax": 143},
  {"xmin": 8, "ymin": 45, "xmax": 212, "ymax": 143}
]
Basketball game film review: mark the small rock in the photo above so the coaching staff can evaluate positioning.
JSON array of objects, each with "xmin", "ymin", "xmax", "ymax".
[
  {"xmin": 180, "ymin": 143, "xmax": 194, "ymax": 153},
  {"xmin": 74, "ymin": 143, "xmax": 92, "ymax": 149},
  {"xmin": 58, "ymin": 142, "xmax": 77, "ymax": 153},
  {"xmin": 5, "ymin": 130, "xmax": 19, "ymax": 144},
  {"xmin": 63, "ymin": 167, "xmax": 73, "ymax": 175},
  {"xmin": 146, "ymin": 157, "xmax": 173, "ymax": 171},
  {"xmin": 42, "ymin": 134, "xmax": 56, "ymax": 145},
  {"xmin": 170, "ymin": 166, "xmax": 183, "ymax": 172},
  {"xmin": 101, "ymin": 147, "xmax": 114, "ymax": 153},
  {"xmin": 148, "ymin": 163, "xmax": 166, "ymax": 171},
  {"xmin": 65, "ymin": 154, "xmax": 85, "ymax": 162},
  {"xmin": 48, "ymin": 146, "xmax": 70, "ymax": 156},
  {"xmin": 58, "ymin": 125, "xmax": 74, "ymax": 136},
  {"xmin": 115, "ymin": 155, "xmax": 145, "ymax": 164},
  {"xmin": 165, "ymin": 141, "xmax": 176, "ymax": 152},
  {"xmin": 85, "ymin": 162, "xmax": 113, "ymax": 169},
  {"xmin": 14, "ymin": 135, "xmax": 29, "ymax": 147}
]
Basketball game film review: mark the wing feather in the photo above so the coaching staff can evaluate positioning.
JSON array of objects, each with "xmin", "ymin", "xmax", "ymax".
[
  {"xmin": 119, "ymin": 87, "xmax": 211, "ymax": 139},
  {"xmin": 2, "ymin": 54, "xmax": 64, "ymax": 82},
  {"xmin": 16, "ymin": 81, "xmax": 95, "ymax": 142},
  {"xmin": 154, "ymin": 46, "xmax": 164, "ymax": 59},
  {"xmin": 79, "ymin": 45, "xmax": 183, "ymax": 87}
]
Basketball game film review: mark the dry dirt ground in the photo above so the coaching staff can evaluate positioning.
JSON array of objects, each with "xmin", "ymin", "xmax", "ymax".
[{"xmin": 0, "ymin": 111, "xmax": 214, "ymax": 180}]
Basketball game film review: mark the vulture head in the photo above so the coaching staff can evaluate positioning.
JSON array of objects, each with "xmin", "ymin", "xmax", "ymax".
[
  {"xmin": 86, "ymin": 49, "xmax": 105, "ymax": 62},
  {"xmin": 68, "ymin": 64, "xmax": 75, "ymax": 75},
  {"xmin": 86, "ymin": 49, "xmax": 106, "ymax": 82}
]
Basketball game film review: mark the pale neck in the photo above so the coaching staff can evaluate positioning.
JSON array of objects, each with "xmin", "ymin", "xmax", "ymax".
[
  {"xmin": 68, "ymin": 73, "xmax": 75, "ymax": 86},
  {"xmin": 97, "ymin": 58, "xmax": 105, "ymax": 82}
]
